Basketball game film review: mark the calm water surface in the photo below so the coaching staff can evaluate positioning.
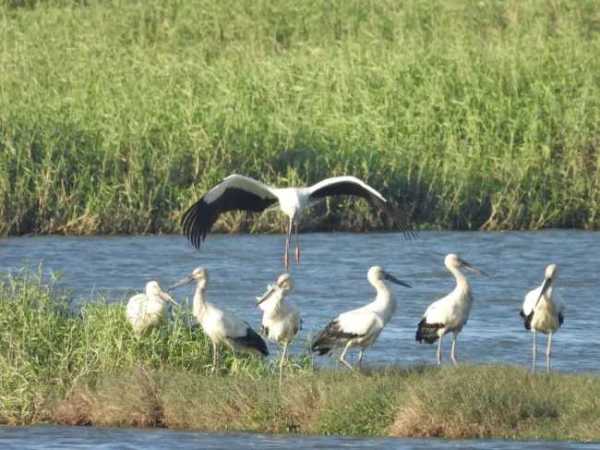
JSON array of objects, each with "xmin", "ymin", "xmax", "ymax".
[
  {"xmin": 1, "ymin": 231, "xmax": 600, "ymax": 448},
  {"xmin": 0, "ymin": 425, "xmax": 597, "ymax": 450}
]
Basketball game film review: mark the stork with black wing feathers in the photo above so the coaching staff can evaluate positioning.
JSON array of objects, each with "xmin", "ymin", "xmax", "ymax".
[{"xmin": 181, "ymin": 174, "xmax": 401, "ymax": 269}]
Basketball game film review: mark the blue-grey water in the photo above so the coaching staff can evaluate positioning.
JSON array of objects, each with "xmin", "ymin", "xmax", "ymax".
[
  {"xmin": 0, "ymin": 425, "xmax": 598, "ymax": 450},
  {"xmin": 1, "ymin": 231, "xmax": 600, "ymax": 448}
]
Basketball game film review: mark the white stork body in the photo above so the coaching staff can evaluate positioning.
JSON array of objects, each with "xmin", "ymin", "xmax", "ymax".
[
  {"xmin": 256, "ymin": 274, "xmax": 301, "ymax": 376},
  {"xmin": 169, "ymin": 267, "xmax": 268, "ymax": 372},
  {"xmin": 181, "ymin": 174, "xmax": 388, "ymax": 269},
  {"xmin": 311, "ymin": 266, "xmax": 411, "ymax": 370},
  {"xmin": 416, "ymin": 254, "xmax": 483, "ymax": 365},
  {"xmin": 126, "ymin": 281, "xmax": 177, "ymax": 336},
  {"xmin": 520, "ymin": 264, "xmax": 564, "ymax": 373}
]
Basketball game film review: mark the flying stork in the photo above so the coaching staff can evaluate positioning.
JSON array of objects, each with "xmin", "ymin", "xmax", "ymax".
[{"xmin": 181, "ymin": 174, "xmax": 389, "ymax": 269}]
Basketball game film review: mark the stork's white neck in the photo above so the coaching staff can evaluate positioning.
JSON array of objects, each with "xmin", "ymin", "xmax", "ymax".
[
  {"xmin": 369, "ymin": 279, "xmax": 396, "ymax": 324},
  {"xmin": 193, "ymin": 283, "xmax": 207, "ymax": 320},
  {"xmin": 448, "ymin": 266, "xmax": 471, "ymax": 299},
  {"xmin": 537, "ymin": 285, "xmax": 555, "ymax": 308}
]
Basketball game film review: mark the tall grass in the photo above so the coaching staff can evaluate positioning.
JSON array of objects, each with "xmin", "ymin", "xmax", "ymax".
[
  {"xmin": 2, "ymin": 272, "xmax": 600, "ymax": 441},
  {"xmin": 0, "ymin": 271, "xmax": 270, "ymax": 423},
  {"xmin": 1, "ymin": 0, "xmax": 600, "ymax": 235}
]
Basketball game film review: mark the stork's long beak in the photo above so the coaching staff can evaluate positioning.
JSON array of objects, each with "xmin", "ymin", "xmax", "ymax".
[
  {"xmin": 534, "ymin": 277, "xmax": 552, "ymax": 308},
  {"xmin": 460, "ymin": 258, "xmax": 487, "ymax": 276},
  {"xmin": 384, "ymin": 272, "xmax": 412, "ymax": 288},
  {"xmin": 256, "ymin": 284, "xmax": 277, "ymax": 305},
  {"xmin": 159, "ymin": 291, "xmax": 179, "ymax": 306},
  {"xmin": 167, "ymin": 275, "xmax": 194, "ymax": 292}
]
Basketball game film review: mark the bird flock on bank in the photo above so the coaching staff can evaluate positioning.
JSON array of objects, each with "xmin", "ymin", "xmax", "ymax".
[{"xmin": 128, "ymin": 174, "xmax": 565, "ymax": 375}]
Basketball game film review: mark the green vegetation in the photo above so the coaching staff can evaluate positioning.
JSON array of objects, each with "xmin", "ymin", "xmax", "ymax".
[
  {"xmin": 1, "ymin": 0, "xmax": 600, "ymax": 235},
  {"xmin": 0, "ymin": 270, "xmax": 269, "ymax": 423},
  {"xmin": 2, "ymin": 272, "xmax": 600, "ymax": 441}
]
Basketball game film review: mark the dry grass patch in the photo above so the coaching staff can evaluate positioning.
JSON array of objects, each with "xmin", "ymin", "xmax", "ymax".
[
  {"xmin": 390, "ymin": 366, "xmax": 578, "ymax": 440},
  {"xmin": 55, "ymin": 368, "xmax": 164, "ymax": 428}
]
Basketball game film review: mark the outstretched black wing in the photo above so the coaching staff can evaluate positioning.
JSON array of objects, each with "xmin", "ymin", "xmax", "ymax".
[
  {"xmin": 181, "ymin": 175, "xmax": 277, "ymax": 249},
  {"xmin": 308, "ymin": 176, "xmax": 386, "ymax": 205},
  {"xmin": 308, "ymin": 176, "xmax": 417, "ymax": 239}
]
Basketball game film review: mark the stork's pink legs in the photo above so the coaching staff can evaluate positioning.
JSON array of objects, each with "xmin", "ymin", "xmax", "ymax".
[
  {"xmin": 284, "ymin": 218, "xmax": 293, "ymax": 270},
  {"xmin": 294, "ymin": 223, "xmax": 301, "ymax": 265}
]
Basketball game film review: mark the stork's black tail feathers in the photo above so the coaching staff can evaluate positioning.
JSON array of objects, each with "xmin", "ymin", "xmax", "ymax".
[
  {"xmin": 520, "ymin": 310, "xmax": 533, "ymax": 330},
  {"xmin": 234, "ymin": 327, "xmax": 269, "ymax": 356},
  {"xmin": 311, "ymin": 339, "xmax": 333, "ymax": 356},
  {"xmin": 415, "ymin": 318, "xmax": 443, "ymax": 344},
  {"xmin": 311, "ymin": 320, "xmax": 359, "ymax": 356}
]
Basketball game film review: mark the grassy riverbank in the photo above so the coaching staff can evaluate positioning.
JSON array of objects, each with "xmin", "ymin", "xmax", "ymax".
[
  {"xmin": 2, "ymin": 273, "xmax": 600, "ymax": 441},
  {"xmin": 1, "ymin": 0, "xmax": 600, "ymax": 235}
]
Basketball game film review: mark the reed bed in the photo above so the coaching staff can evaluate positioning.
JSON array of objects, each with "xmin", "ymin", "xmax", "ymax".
[
  {"xmin": 1, "ymin": 0, "xmax": 600, "ymax": 235},
  {"xmin": 2, "ymin": 272, "xmax": 600, "ymax": 441}
]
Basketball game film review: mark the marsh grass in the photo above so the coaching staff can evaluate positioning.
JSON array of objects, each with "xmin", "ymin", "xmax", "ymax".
[
  {"xmin": 390, "ymin": 365, "xmax": 600, "ymax": 441},
  {"xmin": 0, "ymin": 271, "xmax": 273, "ymax": 423},
  {"xmin": 1, "ymin": 0, "xmax": 600, "ymax": 235},
  {"xmin": 2, "ymin": 273, "xmax": 600, "ymax": 441}
]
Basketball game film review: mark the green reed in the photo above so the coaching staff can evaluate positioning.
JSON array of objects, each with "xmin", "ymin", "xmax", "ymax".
[{"xmin": 1, "ymin": 0, "xmax": 600, "ymax": 235}]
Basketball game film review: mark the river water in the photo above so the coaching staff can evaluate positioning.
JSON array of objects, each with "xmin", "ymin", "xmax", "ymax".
[
  {"xmin": 1, "ymin": 231, "xmax": 599, "ymax": 448},
  {"xmin": 0, "ymin": 425, "xmax": 597, "ymax": 450}
]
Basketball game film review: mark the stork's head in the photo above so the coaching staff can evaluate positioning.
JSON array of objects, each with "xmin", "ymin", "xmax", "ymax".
[
  {"xmin": 256, "ymin": 273, "xmax": 294, "ymax": 306},
  {"xmin": 145, "ymin": 281, "xmax": 177, "ymax": 305},
  {"xmin": 191, "ymin": 266, "xmax": 208, "ymax": 281},
  {"xmin": 536, "ymin": 263, "xmax": 558, "ymax": 307},
  {"xmin": 444, "ymin": 254, "xmax": 485, "ymax": 275},
  {"xmin": 168, "ymin": 267, "xmax": 208, "ymax": 291},
  {"xmin": 276, "ymin": 273, "xmax": 294, "ymax": 294},
  {"xmin": 367, "ymin": 266, "xmax": 411, "ymax": 288},
  {"xmin": 544, "ymin": 264, "xmax": 558, "ymax": 281}
]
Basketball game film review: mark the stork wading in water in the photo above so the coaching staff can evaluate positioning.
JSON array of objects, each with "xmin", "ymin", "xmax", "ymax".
[
  {"xmin": 169, "ymin": 267, "xmax": 268, "ymax": 372},
  {"xmin": 520, "ymin": 264, "xmax": 564, "ymax": 373},
  {"xmin": 181, "ymin": 174, "xmax": 389, "ymax": 270},
  {"xmin": 311, "ymin": 266, "xmax": 411, "ymax": 370},
  {"xmin": 256, "ymin": 273, "xmax": 301, "ymax": 378},
  {"xmin": 416, "ymin": 254, "xmax": 485, "ymax": 366},
  {"xmin": 126, "ymin": 281, "xmax": 178, "ymax": 336}
]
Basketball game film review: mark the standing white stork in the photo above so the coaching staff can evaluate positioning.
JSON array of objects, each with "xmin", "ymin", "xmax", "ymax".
[
  {"xmin": 311, "ymin": 266, "xmax": 411, "ymax": 370},
  {"xmin": 520, "ymin": 264, "xmax": 564, "ymax": 373},
  {"xmin": 256, "ymin": 273, "xmax": 301, "ymax": 378},
  {"xmin": 126, "ymin": 281, "xmax": 178, "ymax": 336},
  {"xmin": 169, "ymin": 267, "xmax": 268, "ymax": 372},
  {"xmin": 181, "ymin": 174, "xmax": 388, "ymax": 269},
  {"xmin": 415, "ymin": 254, "xmax": 484, "ymax": 365}
]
